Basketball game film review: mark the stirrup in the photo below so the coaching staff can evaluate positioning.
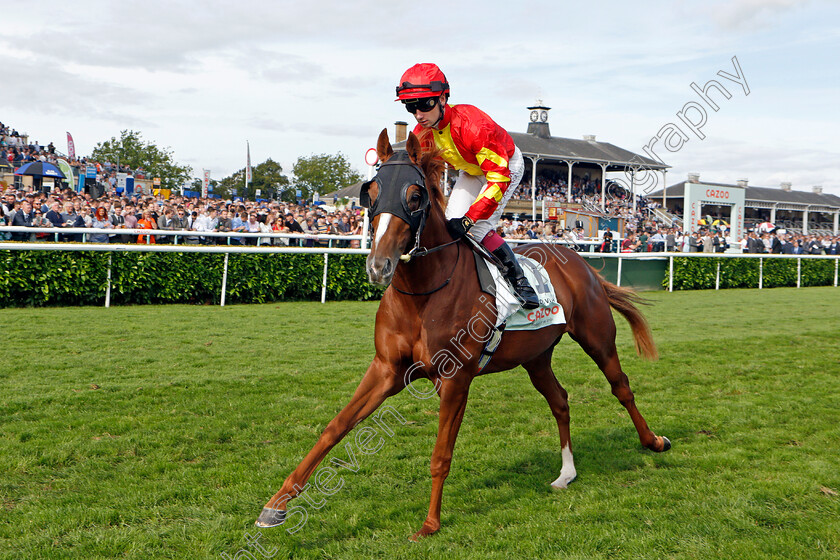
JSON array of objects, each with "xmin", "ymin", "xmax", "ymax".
[{"xmin": 511, "ymin": 277, "xmax": 540, "ymax": 309}]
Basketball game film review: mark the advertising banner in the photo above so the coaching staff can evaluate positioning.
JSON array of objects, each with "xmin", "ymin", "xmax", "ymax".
[
  {"xmin": 66, "ymin": 132, "xmax": 76, "ymax": 159},
  {"xmin": 56, "ymin": 159, "xmax": 74, "ymax": 188},
  {"xmin": 246, "ymin": 141, "xmax": 252, "ymax": 184}
]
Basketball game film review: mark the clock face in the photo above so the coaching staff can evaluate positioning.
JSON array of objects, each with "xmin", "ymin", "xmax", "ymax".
[
  {"xmin": 540, "ymin": 110, "xmax": 548, "ymax": 122},
  {"xmin": 530, "ymin": 110, "xmax": 539, "ymax": 122}
]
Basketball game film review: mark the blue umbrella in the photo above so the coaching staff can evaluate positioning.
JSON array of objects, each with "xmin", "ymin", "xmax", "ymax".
[{"xmin": 14, "ymin": 161, "xmax": 66, "ymax": 179}]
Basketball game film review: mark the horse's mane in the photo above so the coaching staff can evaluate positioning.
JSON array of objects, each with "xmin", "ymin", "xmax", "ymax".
[{"xmin": 415, "ymin": 129, "xmax": 446, "ymax": 212}]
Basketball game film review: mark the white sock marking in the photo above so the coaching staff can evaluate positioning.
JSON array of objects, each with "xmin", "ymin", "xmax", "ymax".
[{"xmin": 551, "ymin": 444, "xmax": 577, "ymax": 490}]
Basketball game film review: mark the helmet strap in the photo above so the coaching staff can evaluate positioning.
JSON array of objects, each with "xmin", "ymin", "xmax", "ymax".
[{"xmin": 431, "ymin": 95, "xmax": 446, "ymax": 129}]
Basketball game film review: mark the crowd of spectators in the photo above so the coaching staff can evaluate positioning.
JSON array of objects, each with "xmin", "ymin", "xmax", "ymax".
[
  {"xmin": 2, "ymin": 123, "xmax": 60, "ymax": 168},
  {"xmin": 5, "ymin": 121, "xmax": 838, "ymax": 256},
  {"xmin": 492, "ymin": 216, "xmax": 840, "ymax": 256},
  {"xmin": 2, "ymin": 115, "xmax": 365, "ymax": 246},
  {"xmin": 496, "ymin": 218, "xmax": 683, "ymax": 253},
  {"xmin": 2, "ymin": 121, "xmax": 146, "ymax": 188},
  {"xmin": 4, "ymin": 182, "xmax": 839, "ymax": 256},
  {"xmin": 739, "ymin": 229, "xmax": 839, "ymax": 255},
  {"xmin": 513, "ymin": 174, "xmax": 664, "ymax": 232},
  {"xmin": 0, "ymin": 185, "xmax": 364, "ymax": 247}
]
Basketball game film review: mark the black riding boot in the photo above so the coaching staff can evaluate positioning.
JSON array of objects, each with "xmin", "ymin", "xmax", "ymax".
[{"xmin": 492, "ymin": 243, "xmax": 540, "ymax": 310}]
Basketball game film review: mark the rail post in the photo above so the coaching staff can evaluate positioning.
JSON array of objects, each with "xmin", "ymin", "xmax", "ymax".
[
  {"xmin": 220, "ymin": 252, "xmax": 229, "ymax": 307},
  {"xmin": 715, "ymin": 260, "xmax": 721, "ymax": 291},
  {"xmin": 668, "ymin": 255, "xmax": 674, "ymax": 292},
  {"xmin": 616, "ymin": 256, "xmax": 623, "ymax": 287},
  {"xmin": 105, "ymin": 254, "xmax": 112, "ymax": 308},
  {"xmin": 758, "ymin": 258, "xmax": 763, "ymax": 289},
  {"xmin": 321, "ymin": 253, "xmax": 329, "ymax": 304},
  {"xmin": 797, "ymin": 258, "xmax": 801, "ymax": 288},
  {"xmin": 362, "ymin": 209, "xmax": 370, "ymax": 249}
]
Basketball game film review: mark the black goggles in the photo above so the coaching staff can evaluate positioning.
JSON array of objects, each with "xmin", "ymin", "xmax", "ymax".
[{"xmin": 403, "ymin": 97, "xmax": 438, "ymax": 114}]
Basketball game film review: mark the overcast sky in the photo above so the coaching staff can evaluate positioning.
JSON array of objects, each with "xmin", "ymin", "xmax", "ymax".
[{"xmin": 4, "ymin": 0, "xmax": 839, "ymax": 196}]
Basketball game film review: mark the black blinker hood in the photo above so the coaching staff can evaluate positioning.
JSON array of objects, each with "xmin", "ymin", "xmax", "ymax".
[{"xmin": 360, "ymin": 151, "xmax": 429, "ymax": 233}]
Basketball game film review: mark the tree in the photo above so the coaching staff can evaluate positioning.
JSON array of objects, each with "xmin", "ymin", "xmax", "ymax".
[
  {"xmin": 90, "ymin": 130, "xmax": 192, "ymax": 191},
  {"xmin": 292, "ymin": 153, "xmax": 363, "ymax": 200},
  {"xmin": 217, "ymin": 158, "xmax": 290, "ymax": 201}
]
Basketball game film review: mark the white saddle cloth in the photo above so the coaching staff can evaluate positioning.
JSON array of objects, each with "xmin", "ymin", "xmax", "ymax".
[{"xmin": 486, "ymin": 255, "xmax": 566, "ymax": 331}]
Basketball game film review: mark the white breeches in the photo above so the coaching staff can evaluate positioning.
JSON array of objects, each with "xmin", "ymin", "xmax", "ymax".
[{"xmin": 444, "ymin": 146, "xmax": 525, "ymax": 239}]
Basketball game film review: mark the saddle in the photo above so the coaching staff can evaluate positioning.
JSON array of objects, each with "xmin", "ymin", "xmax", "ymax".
[{"xmin": 464, "ymin": 237, "xmax": 566, "ymax": 371}]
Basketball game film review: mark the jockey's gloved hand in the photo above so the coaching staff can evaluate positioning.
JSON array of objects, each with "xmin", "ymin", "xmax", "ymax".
[{"xmin": 446, "ymin": 216, "xmax": 474, "ymax": 239}]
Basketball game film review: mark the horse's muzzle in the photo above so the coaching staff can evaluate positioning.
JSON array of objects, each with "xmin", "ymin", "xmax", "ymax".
[{"xmin": 367, "ymin": 255, "xmax": 395, "ymax": 285}]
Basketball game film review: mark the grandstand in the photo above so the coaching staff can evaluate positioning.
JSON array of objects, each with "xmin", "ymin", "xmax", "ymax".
[
  {"xmin": 328, "ymin": 107, "xmax": 668, "ymax": 230},
  {"xmin": 649, "ymin": 175, "xmax": 840, "ymax": 236},
  {"xmin": 510, "ymin": 104, "xmax": 668, "ymax": 210}
]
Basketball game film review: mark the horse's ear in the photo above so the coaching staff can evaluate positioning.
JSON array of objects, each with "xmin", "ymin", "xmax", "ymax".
[
  {"xmin": 376, "ymin": 128, "xmax": 393, "ymax": 162},
  {"xmin": 405, "ymin": 132, "xmax": 422, "ymax": 165}
]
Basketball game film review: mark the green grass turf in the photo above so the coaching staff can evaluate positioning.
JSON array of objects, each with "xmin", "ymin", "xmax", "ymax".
[{"xmin": 1, "ymin": 287, "xmax": 839, "ymax": 559}]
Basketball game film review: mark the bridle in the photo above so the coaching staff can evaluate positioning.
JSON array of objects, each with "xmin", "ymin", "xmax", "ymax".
[
  {"xmin": 360, "ymin": 151, "xmax": 459, "ymax": 263},
  {"xmin": 360, "ymin": 151, "xmax": 462, "ymax": 295}
]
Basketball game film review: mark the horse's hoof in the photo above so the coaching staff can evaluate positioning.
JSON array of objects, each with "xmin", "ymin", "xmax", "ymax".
[
  {"xmin": 409, "ymin": 522, "xmax": 439, "ymax": 541},
  {"xmin": 255, "ymin": 507, "xmax": 286, "ymax": 528},
  {"xmin": 550, "ymin": 471, "xmax": 577, "ymax": 490},
  {"xmin": 660, "ymin": 436, "xmax": 671, "ymax": 452}
]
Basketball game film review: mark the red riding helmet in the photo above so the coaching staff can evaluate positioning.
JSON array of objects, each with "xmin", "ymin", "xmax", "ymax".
[{"xmin": 395, "ymin": 63, "xmax": 450, "ymax": 101}]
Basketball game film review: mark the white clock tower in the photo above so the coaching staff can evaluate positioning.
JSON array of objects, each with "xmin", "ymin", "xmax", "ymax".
[{"xmin": 527, "ymin": 101, "xmax": 551, "ymax": 138}]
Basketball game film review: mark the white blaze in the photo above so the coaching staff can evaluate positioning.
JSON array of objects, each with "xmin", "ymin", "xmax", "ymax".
[{"xmin": 374, "ymin": 213, "xmax": 393, "ymax": 246}]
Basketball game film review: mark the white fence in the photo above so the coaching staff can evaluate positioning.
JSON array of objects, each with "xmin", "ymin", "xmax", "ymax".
[
  {"xmin": 656, "ymin": 252, "xmax": 840, "ymax": 292},
  {"xmin": 1, "ymin": 226, "xmax": 838, "ymax": 307},
  {"xmin": 0, "ymin": 226, "xmax": 369, "ymax": 306}
]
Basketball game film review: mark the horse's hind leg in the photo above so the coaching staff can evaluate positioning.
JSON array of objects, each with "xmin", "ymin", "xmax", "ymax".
[
  {"xmin": 523, "ymin": 350, "xmax": 576, "ymax": 489},
  {"xmin": 571, "ymin": 321, "xmax": 670, "ymax": 453}
]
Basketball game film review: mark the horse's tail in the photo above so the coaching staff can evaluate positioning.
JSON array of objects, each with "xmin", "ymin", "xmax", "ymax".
[{"xmin": 596, "ymin": 274, "xmax": 659, "ymax": 361}]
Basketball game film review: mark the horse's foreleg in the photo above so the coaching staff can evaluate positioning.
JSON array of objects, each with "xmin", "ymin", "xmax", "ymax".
[
  {"xmin": 410, "ymin": 378, "xmax": 471, "ymax": 541},
  {"xmin": 256, "ymin": 358, "xmax": 402, "ymax": 528},
  {"xmin": 523, "ymin": 350, "xmax": 576, "ymax": 489}
]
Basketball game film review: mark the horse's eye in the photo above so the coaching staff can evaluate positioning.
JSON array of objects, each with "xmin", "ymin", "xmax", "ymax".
[{"xmin": 411, "ymin": 193, "xmax": 421, "ymax": 202}]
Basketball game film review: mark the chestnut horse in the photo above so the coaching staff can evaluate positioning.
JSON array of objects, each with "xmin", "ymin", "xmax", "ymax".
[{"xmin": 256, "ymin": 129, "xmax": 670, "ymax": 540}]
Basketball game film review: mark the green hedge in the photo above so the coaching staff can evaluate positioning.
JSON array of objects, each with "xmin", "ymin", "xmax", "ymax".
[
  {"xmin": 4, "ymin": 251, "xmax": 836, "ymax": 306},
  {"xmin": 0, "ymin": 250, "xmax": 384, "ymax": 307},
  {"xmin": 665, "ymin": 256, "xmax": 838, "ymax": 290}
]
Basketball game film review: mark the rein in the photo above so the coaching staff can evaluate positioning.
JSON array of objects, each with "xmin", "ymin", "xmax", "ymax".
[
  {"xmin": 399, "ymin": 237, "xmax": 460, "ymax": 262},
  {"xmin": 393, "ymin": 242, "xmax": 461, "ymax": 297}
]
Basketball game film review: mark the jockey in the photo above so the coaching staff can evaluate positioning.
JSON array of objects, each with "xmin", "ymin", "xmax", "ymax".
[{"xmin": 396, "ymin": 63, "xmax": 540, "ymax": 310}]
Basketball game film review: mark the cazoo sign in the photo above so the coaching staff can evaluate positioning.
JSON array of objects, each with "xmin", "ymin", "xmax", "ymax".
[{"xmin": 704, "ymin": 188, "xmax": 731, "ymax": 200}]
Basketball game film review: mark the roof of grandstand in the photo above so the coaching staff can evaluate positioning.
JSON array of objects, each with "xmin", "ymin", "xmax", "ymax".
[
  {"xmin": 650, "ymin": 181, "xmax": 840, "ymax": 209},
  {"xmin": 509, "ymin": 127, "xmax": 668, "ymax": 171},
  {"xmin": 391, "ymin": 117, "xmax": 669, "ymax": 172},
  {"xmin": 326, "ymin": 181, "xmax": 364, "ymax": 200}
]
